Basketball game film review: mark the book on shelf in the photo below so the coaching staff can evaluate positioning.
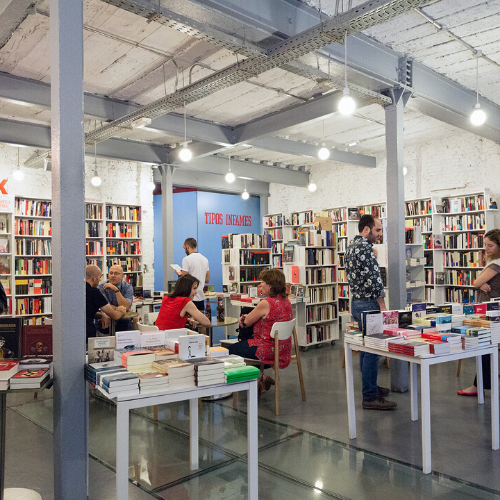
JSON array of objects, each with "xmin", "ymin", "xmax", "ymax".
[
  {"xmin": 10, "ymin": 368, "xmax": 50, "ymax": 389},
  {"xmin": 0, "ymin": 214, "xmax": 8, "ymax": 234}
]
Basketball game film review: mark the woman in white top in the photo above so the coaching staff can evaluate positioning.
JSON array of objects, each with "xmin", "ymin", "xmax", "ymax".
[{"xmin": 458, "ymin": 229, "xmax": 500, "ymax": 396}]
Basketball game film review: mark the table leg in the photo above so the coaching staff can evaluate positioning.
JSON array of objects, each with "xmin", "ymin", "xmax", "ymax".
[
  {"xmin": 410, "ymin": 362, "xmax": 418, "ymax": 421},
  {"xmin": 345, "ymin": 343, "xmax": 356, "ymax": 439},
  {"xmin": 116, "ymin": 404, "xmax": 129, "ymax": 500},
  {"xmin": 420, "ymin": 363, "xmax": 431, "ymax": 474},
  {"xmin": 110, "ymin": 319, "xmax": 116, "ymax": 336},
  {"xmin": 189, "ymin": 398, "xmax": 199, "ymax": 470},
  {"xmin": 247, "ymin": 381, "xmax": 258, "ymax": 500},
  {"xmin": 0, "ymin": 393, "xmax": 6, "ymax": 500},
  {"xmin": 477, "ymin": 355, "xmax": 484, "ymax": 405},
  {"xmin": 491, "ymin": 349, "xmax": 499, "ymax": 450}
]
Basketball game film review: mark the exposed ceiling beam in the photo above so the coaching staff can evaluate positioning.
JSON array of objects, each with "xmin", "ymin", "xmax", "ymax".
[
  {"xmin": 169, "ymin": 155, "xmax": 309, "ymax": 187},
  {"xmin": 0, "ymin": 0, "xmax": 34, "ymax": 50},
  {"xmin": 194, "ymin": 0, "xmax": 500, "ymax": 142},
  {"xmin": 0, "ymin": 118, "xmax": 309, "ymax": 186},
  {"xmin": 247, "ymin": 137, "xmax": 377, "ymax": 168},
  {"xmin": 155, "ymin": 168, "xmax": 270, "ymax": 196},
  {"xmin": 0, "ymin": 72, "xmax": 377, "ymax": 168}
]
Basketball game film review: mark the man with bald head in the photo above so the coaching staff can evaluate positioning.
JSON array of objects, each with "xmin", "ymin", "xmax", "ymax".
[
  {"xmin": 86, "ymin": 265, "xmax": 126, "ymax": 340},
  {"xmin": 98, "ymin": 265, "xmax": 134, "ymax": 332}
]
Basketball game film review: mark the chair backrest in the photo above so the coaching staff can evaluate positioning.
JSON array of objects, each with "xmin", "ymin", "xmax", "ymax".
[
  {"xmin": 137, "ymin": 323, "xmax": 159, "ymax": 332},
  {"xmin": 269, "ymin": 319, "xmax": 296, "ymax": 340},
  {"xmin": 147, "ymin": 312, "xmax": 159, "ymax": 325}
]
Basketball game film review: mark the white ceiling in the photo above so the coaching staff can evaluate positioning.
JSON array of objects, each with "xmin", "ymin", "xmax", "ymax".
[{"xmin": 0, "ymin": 0, "xmax": 498, "ymax": 169}]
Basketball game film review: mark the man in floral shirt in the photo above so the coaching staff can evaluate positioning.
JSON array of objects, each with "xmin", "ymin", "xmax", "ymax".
[{"xmin": 345, "ymin": 214, "xmax": 397, "ymax": 410}]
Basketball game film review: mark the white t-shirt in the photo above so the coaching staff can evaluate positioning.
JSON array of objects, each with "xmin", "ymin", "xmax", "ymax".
[{"xmin": 182, "ymin": 252, "xmax": 209, "ymax": 302}]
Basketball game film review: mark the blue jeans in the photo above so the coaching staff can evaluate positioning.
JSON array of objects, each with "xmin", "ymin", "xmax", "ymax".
[{"xmin": 351, "ymin": 299, "xmax": 380, "ymax": 402}]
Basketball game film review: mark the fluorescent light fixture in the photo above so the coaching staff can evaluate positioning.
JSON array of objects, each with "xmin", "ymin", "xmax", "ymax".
[
  {"xmin": 348, "ymin": 141, "xmax": 357, "ymax": 147},
  {"xmin": 318, "ymin": 146, "xmax": 330, "ymax": 160},
  {"xmin": 131, "ymin": 117, "xmax": 152, "ymax": 129}
]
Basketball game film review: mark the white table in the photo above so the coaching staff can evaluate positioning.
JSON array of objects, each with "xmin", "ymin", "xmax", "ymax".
[
  {"xmin": 92, "ymin": 380, "xmax": 258, "ymax": 500},
  {"xmin": 344, "ymin": 342, "xmax": 499, "ymax": 474}
]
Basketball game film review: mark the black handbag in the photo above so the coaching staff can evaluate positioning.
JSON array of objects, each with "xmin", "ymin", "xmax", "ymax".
[{"xmin": 236, "ymin": 306, "xmax": 254, "ymax": 340}]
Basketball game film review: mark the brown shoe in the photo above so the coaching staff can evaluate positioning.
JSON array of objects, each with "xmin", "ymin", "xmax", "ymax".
[
  {"xmin": 362, "ymin": 397, "xmax": 397, "ymax": 410},
  {"xmin": 261, "ymin": 373, "xmax": 275, "ymax": 392}
]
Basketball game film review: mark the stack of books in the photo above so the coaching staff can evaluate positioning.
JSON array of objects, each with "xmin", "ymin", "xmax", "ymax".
[
  {"xmin": 118, "ymin": 350, "xmax": 156, "ymax": 372},
  {"xmin": 191, "ymin": 359, "xmax": 225, "ymax": 386},
  {"xmin": 364, "ymin": 333, "xmax": 395, "ymax": 351},
  {"xmin": 344, "ymin": 331, "xmax": 363, "ymax": 346},
  {"xmin": 388, "ymin": 340, "xmax": 430, "ymax": 357},
  {"xmin": 208, "ymin": 346, "xmax": 229, "ymax": 358},
  {"xmin": 423, "ymin": 332, "xmax": 462, "ymax": 352},
  {"xmin": 96, "ymin": 367, "xmax": 139, "ymax": 396},
  {"xmin": 480, "ymin": 321, "xmax": 500, "ymax": 344},
  {"xmin": 0, "ymin": 361, "xmax": 19, "ymax": 390},
  {"xmin": 152, "ymin": 358, "xmax": 195, "ymax": 390},
  {"xmin": 138, "ymin": 372, "xmax": 169, "ymax": 394},
  {"xmin": 416, "ymin": 338, "xmax": 450, "ymax": 355},
  {"xmin": 10, "ymin": 367, "xmax": 51, "ymax": 389},
  {"xmin": 225, "ymin": 365, "xmax": 261, "ymax": 384}
]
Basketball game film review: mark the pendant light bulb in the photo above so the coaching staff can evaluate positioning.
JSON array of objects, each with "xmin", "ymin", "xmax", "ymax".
[
  {"xmin": 242, "ymin": 189, "xmax": 250, "ymax": 200},
  {"xmin": 308, "ymin": 181, "xmax": 317, "ymax": 192},
  {"xmin": 147, "ymin": 181, "xmax": 156, "ymax": 191},
  {"xmin": 338, "ymin": 87, "xmax": 356, "ymax": 115},
  {"xmin": 470, "ymin": 103, "xmax": 486, "ymax": 126},
  {"xmin": 318, "ymin": 146, "xmax": 330, "ymax": 160},
  {"xmin": 225, "ymin": 156, "xmax": 235, "ymax": 183},
  {"xmin": 179, "ymin": 142, "xmax": 192, "ymax": 162},
  {"xmin": 91, "ymin": 174, "xmax": 102, "ymax": 187},
  {"xmin": 13, "ymin": 147, "xmax": 24, "ymax": 181}
]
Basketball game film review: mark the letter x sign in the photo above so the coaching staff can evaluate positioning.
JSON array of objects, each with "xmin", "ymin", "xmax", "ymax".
[{"xmin": 0, "ymin": 179, "xmax": 7, "ymax": 195}]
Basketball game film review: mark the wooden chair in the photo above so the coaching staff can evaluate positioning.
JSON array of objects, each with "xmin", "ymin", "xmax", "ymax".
[
  {"xmin": 147, "ymin": 311, "xmax": 159, "ymax": 325},
  {"xmin": 233, "ymin": 319, "xmax": 306, "ymax": 416}
]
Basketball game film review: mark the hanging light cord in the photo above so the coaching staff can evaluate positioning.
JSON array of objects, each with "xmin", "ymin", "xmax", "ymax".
[
  {"xmin": 94, "ymin": 142, "xmax": 97, "ymax": 173},
  {"xmin": 344, "ymin": 30, "xmax": 348, "ymax": 89},
  {"xmin": 17, "ymin": 147, "xmax": 20, "ymax": 168},
  {"xmin": 183, "ymin": 101, "xmax": 187, "ymax": 143},
  {"xmin": 476, "ymin": 53, "xmax": 480, "ymax": 104}
]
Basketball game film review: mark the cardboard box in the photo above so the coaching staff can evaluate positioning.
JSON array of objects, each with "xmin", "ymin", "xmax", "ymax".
[{"xmin": 314, "ymin": 216, "xmax": 332, "ymax": 232}]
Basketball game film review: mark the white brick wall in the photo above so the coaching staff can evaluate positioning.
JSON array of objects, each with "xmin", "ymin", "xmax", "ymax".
[
  {"xmin": 269, "ymin": 131, "xmax": 500, "ymax": 225},
  {"xmin": 0, "ymin": 144, "xmax": 155, "ymax": 289}
]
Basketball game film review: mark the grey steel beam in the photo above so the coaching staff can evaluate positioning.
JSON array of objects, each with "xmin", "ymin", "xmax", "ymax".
[
  {"xmin": 0, "ymin": 0, "xmax": 33, "ymax": 49},
  {"xmin": 169, "ymin": 141, "xmax": 227, "ymax": 163},
  {"xmin": 249, "ymin": 136, "xmax": 377, "ymax": 168},
  {"xmin": 197, "ymin": 0, "xmax": 500, "ymax": 142},
  {"xmin": 50, "ymin": 0, "xmax": 87, "ymax": 499},
  {"xmin": 385, "ymin": 90, "xmax": 407, "ymax": 311},
  {"xmin": 155, "ymin": 167, "xmax": 270, "ymax": 196},
  {"xmin": 0, "ymin": 72, "xmax": 376, "ymax": 167},
  {"xmin": 161, "ymin": 164, "xmax": 175, "ymax": 289},
  {"xmin": 171, "ymin": 154, "xmax": 309, "ymax": 187}
]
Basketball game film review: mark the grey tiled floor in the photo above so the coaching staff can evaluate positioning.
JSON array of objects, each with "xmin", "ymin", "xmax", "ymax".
[{"xmin": 5, "ymin": 343, "xmax": 500, "ymax": 499}]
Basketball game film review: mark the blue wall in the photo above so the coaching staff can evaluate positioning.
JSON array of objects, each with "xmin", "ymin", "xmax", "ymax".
[{"xmin": 154, "ymin": 191, "xmax": 261, "ymax": 293}]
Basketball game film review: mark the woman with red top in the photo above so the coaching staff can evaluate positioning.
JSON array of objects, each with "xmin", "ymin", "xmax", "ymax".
[
  {"xmin": 155, "ymin": 274, "xmax": 211, "ymax": 330},
  {"xmin": 228, "ymin": 269, "xmax": 293, "ymax": 396}
]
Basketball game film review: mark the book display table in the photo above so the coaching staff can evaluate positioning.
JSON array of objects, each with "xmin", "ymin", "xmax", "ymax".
[
  {"xmin": 91, "ymin": 379, "xmax": 258, "ymax": 500},
  {"xmin": 344, "ymin": 342, "xmax": 499, "ymax": 474}
]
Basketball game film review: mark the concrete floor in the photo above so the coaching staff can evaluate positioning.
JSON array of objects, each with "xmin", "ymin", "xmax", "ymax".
[{"xmin": 4, "ymin": 343, "xmax": 500, "ymax": 499}]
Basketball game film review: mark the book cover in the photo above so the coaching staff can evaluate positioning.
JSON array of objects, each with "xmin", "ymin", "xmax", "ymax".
[
  {"xmin": 362, "ymin": 311, "xmax": 382, "ymax": 336},
  {"xmin": 283, "ymin": 244, "xmax": 295, "ymax": 263},
  {"xmin": 121, "ymin": 350, "xmax": 155, "ymax": 367},
  {"xmin": 140, "ymin": 332, "xmax": 166, "ymax": 349},
  {"xmin": 487, "ymin": 302, "xmax": 500, "ymax": 311},
  {"xmin": 0, "ymin": 361, "xmax": 19, "ymax": 380},
  {"xmin": 433, "ymin": 234, "xmax": 443, "ymax": 250},
  {"xmin": 398, "ymin": 310, "xmax": 413, "ymax": 328},
  {"xmin": 438, "ymin": 305, "xmax": 453, "ymax": 314},
  {"xmin": 88, "ymin": 336, "xmax": 115, "ymax": 363},
  {"xmin": 474, "ymin": 303, "xmax": 487, "ymax": 315},
  {"xmin": 291, "ymin": 266, "xmax": 299, "ymax": 284},
  {"xmin": 347, "ymin": 207, "xmax": 358, "ymax": 220},
  {"xmin": 22, "ymin": 325, "xmax": 52, "ymax": 358},
  {"xmin": 115, "ymin": 330, "xmax": 141, "ymax": 350},
  {"xmin": 0, "ymin": 237, "xmax": 8, "ymax": 253},
  {"xmin": 382, "ymin": 311, "xmax": 399, "ymax": 327},
  {"xmin": 0, "ymin": 317, "xmax": 22, "ymax": 359},
  {"xmin": 11, "ymin": 368, "xmax": 49, "ymax": 380}
]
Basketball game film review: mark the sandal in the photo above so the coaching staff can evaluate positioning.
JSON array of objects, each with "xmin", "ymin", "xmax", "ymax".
[
  {"xmin": 261, "ymin": 373, "xmax": 275, "ymax": 392},
  {"xmin": 457, "ymin": 390, "xmax": 478, "ymax": 396}
]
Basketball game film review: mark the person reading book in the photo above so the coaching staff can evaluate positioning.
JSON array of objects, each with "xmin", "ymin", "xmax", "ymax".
[
  {"xmin": 155, "ymin": 274, "xmax": 211, "ymax": 330},
  {"xmin": 458, "ymin": 229, "xmax": 500, "ymax": 396},
  {"xmin": 228, "ymin": 269, "xmax": 293, "ymax": 398}
]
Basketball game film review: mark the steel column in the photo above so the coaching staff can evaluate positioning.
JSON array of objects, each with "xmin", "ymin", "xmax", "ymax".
[
  {"xmin": 161, "ymin": 165, "xmax": 175, "ymax": 290},
  {"xmin": 50, "ymin": 0, "xmax": 87, "ymax": 499},
  {"xmin": 385, "ymin": 92, "xmax": 406, "ymax": 310}
]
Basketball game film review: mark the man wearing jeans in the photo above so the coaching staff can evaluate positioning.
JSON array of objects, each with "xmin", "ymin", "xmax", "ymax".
[{"xmin": 345, "ymin": 214, "xmax": 397, "ymax": 410}]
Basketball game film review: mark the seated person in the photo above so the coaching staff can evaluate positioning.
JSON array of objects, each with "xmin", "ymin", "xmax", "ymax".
[
  {"xmin": 97, "ymin": 265, "xmax": 134, "ymax": 333},
  {"xmin": 86, "ymin": 265, "xmax": 127, "ymax": 341},
  {"xmin": 155, "ymin": 274, "xmax": 211, "ymax": 330},
  {"xmin": 228, "ymin": 269, "xmax": 293, "ymax": 396}
]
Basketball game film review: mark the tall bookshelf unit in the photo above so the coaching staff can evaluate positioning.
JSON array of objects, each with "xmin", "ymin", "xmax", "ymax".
[
  {"xmin": 283, "ymin": 210, "xmax": 314, "ymax": 242},
  {"xmin": 431, "ymin": 189, "xmax": 494, "ymax": 305},
  {"xmin": 14, "ymin": 197, "xmax": 53, "ymax": 324},
  {"xmin": 0, "ymin": 205, "xmax": 14, "ymax": 316},
  {"xmin": 86, "ymin": 202, "xmax": 105, "ymax": 271},
  {"xmin": 263, "ymin": 213, "xmax": 284, "ymax": 269},
  {"xmin": 222, "ymin": 243, "xmax": 272, "ymax": 294}
]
